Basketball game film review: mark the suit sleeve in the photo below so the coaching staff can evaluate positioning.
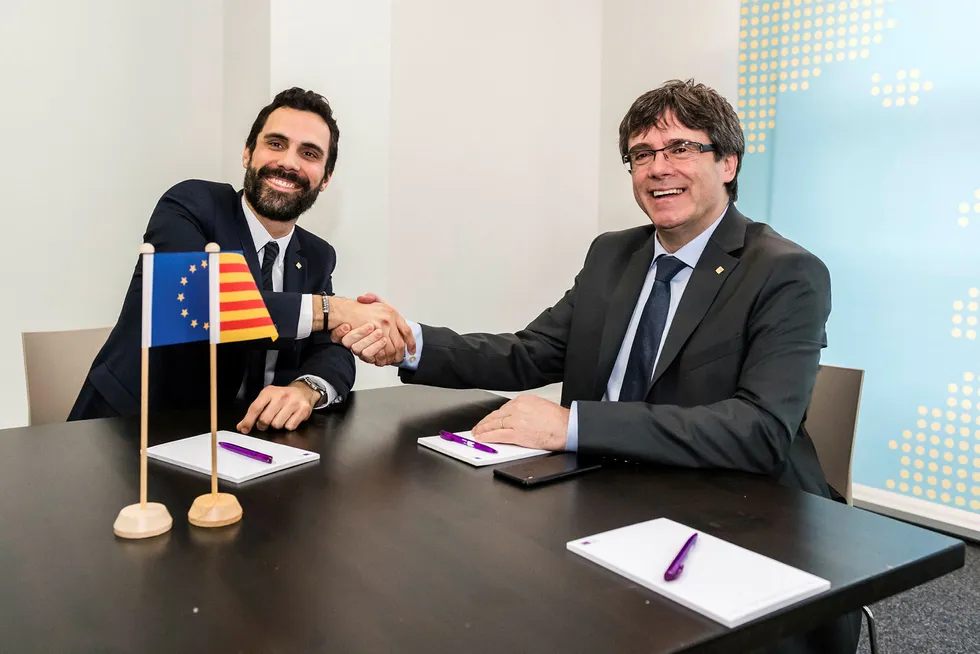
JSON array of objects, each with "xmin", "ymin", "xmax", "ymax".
[
  {"xmin": 272, "ymin": 247, "xmax": 356, "ymax": 400},
  {"xmin": 142, "ymin": 181, "xmax": 303, "ymax": 339},
  {"xmin": 397, "ymin": 238, "xmax": 599, "ymax": 392},
  {"xmin": 576, "ymin": 252, "xmax": 831, "ymax": 475}
]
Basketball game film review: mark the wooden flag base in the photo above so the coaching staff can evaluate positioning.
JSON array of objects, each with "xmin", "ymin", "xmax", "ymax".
[
  {"xmin": 113, "ymin": 502, "xmax": 173, "ymax": 539},
  {"xmin": 188, "ymin": 492, "xmax": 243, "ymax": 528}
]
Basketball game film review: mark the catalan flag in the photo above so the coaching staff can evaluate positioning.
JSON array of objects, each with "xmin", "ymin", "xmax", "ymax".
[{"xmin": 208, "ymin": 252, "xmax": 279, "ymax": 344}]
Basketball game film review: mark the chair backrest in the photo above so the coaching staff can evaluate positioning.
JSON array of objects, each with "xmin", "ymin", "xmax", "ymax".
[
  {"xmin": 803, "ymin": 364, "xmax": 865, "ymax": 504},
  {"xmin": 22, "ymin": 327, "xmax": 111, "ymax": 425}
]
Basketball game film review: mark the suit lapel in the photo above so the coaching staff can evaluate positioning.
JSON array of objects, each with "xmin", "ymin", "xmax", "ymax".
[
  {"xmin": 233, "ymin": 192, "xmax": 262, "ymax": 282},
  {"xmin": 648, "ymin": 207, "xmax": 748, "ymax": 389},
  {"xmin": 591, "ymin": 232, "xmax": 657, "ymax": 400},
  {"xmin": 282, "ymin": 231, "xmax": 306, "ymax": 292}
]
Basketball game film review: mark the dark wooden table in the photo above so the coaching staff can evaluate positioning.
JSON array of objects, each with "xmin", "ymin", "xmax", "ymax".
[{"xmin": 0, "ymin": 386, "xmax": 964, "ymax": 653}]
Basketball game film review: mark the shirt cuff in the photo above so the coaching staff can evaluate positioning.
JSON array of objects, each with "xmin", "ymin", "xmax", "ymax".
[
  {"xmin": 565, "ymin": 401, "xmax": 579, "ymax": 452},
  {"xmin": 296, "ymin": 375, "xmax": 340, "ymax": 409},
  {"xmin": 398, "ymin": 320, "xmax": 424, "ymax": 370},
  {"xmin": 296, "ymin": 294, "xmax": 314, "ymax": 340}
]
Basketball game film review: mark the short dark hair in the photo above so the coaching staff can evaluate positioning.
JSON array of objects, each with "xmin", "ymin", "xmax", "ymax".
[
  {"xmin": 618, "ymin": 79, "xmax": 744, "ymax": 202},
  {"xmin": 245, "ymin": 87, "xmax": 340, "ymax": 178}
]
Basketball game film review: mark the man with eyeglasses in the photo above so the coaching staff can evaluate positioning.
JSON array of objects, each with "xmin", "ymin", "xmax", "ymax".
[
  {"xmin": 336, "ymin": 78, "xmax": 856, "ymax": 651},
  {"xmin": 340, "ymin": 77, "xmax": 837, "ymax": 491}
]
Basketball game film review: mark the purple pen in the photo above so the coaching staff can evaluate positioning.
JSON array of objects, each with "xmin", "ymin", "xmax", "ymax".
[
  {"xmin": 439, "ymin": 430, "xmax": 498, "ymax": 454},
  {"xmin": 664, "ymin": 533, "xmax": 698, "ymax": 581},
  {"xmin": 219, "ymin": 441, "xmax": 273, "ymax": 464}
]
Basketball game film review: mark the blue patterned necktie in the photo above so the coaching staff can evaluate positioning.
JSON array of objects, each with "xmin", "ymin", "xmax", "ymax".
[{"xmin": 618, "ymin": 255, "xmax": 687, "ymax": 402}]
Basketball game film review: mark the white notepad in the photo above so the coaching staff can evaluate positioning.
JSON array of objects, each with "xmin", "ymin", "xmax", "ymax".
[
  {"xmin": 567, "ymin": 517, "xmax": 830, "ymax": 628},
  {"xmin": 417, "ymin": 431, "xmax": 550, "ymax": 467},
  {"xmin": 147, "ymin": 431, "xmax": 319, "ymax": 483}
]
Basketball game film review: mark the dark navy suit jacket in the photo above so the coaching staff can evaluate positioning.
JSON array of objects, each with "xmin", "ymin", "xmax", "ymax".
[{"xmin": 69, "ymin": 179, "xmax": 355, "ymax": 420}]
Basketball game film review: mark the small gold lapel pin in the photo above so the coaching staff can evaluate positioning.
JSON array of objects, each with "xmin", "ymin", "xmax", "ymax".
[
  {"xmin": 296, "ymin": 262, "xmax": 302, "ymax": 269},
  {"xmin": 715, "ymin": 266, "xmax": 725, "ymax": 274}
]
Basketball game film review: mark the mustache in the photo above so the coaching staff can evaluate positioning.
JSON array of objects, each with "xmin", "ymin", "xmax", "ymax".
[{"xmin": 257, "ymin": 166, "xmax": 310, "ymax": 191}]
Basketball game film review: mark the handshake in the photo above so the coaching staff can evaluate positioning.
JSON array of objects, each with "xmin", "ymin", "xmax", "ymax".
[{"xmin": 325, "ymin": 293, "xmax": 416, "ymax": 367}]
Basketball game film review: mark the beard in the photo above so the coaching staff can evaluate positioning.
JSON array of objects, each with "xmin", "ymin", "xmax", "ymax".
[{"xmin": 243, "ymin": 161, "xmax": 322, "ymax": 222}]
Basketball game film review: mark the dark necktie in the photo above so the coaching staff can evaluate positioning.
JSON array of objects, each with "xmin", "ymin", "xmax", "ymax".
[
  {"xmin": 244, "ymin": 241, "xmax": 279, "ymax": 399},
  {"xmin": 618, "ymin": 255, "xmax": 687, "ymax": 402}
]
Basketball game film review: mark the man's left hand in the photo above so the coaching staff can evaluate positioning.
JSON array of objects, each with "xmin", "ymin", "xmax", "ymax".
[
  {"xmin": 237, "ymin": 382, "xmax": 319, "ymax": 434},
  {"xmin": 471, "ymin": 395, "xmax": 569, "ymax": 451}
]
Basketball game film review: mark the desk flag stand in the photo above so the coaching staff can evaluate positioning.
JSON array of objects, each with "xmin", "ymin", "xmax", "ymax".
[
  {"xmin": 187, "ymin": 242, "xmax": 279, "ymax": 528},
  {"xmin": 187, "ymin": 243, "xmax": 242, "ymax": 527},
  {"xmin": 113, "ymin": 243, "xmax": 174, "ymax": 539},
  {"xmin": 113, "ymin": 241, "xmax": 280, "ymax": 537}
]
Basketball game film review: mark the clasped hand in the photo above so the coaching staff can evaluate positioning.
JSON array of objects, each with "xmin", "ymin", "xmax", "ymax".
[
  {"xmin": 331, "ymin": 296, "xmax": 568, "ymax": 450},
  {"xmin": 328, "ymin": 294, "xmax": 416, "ymax": 366}
]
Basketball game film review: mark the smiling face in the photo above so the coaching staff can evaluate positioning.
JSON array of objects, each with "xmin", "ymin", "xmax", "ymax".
[
  {"xmin": 242, "ymin": 107, "xmax": 333, "ymax": 223},
  {"xmin": 627, "ymin": 110, "xmax": 737, "ymax": 251}
]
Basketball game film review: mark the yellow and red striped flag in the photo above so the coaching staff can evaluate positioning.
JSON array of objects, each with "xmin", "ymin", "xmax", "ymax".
[{"xmin": 208, "ymin": 252, "xmax": 278, "ymax": 344}]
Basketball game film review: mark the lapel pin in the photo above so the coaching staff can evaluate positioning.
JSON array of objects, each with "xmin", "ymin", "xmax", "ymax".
[
  {"xmin": 296, "ymin": 262, "xmax": 302, "ymax": 269},
  {"xmin": 715, "ymin": 266, "xmax": 724, "ymax": 274}
]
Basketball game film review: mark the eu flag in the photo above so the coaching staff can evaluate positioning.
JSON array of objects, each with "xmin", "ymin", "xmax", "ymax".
[{"xmin": 142, "ymin": 251, "xmax": 214, "ymax": 347}]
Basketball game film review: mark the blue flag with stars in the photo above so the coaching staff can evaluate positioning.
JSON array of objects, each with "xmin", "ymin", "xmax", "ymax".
[{"xmin": 142, "ymin": 251, "xmax": 214, "ymax": 348}]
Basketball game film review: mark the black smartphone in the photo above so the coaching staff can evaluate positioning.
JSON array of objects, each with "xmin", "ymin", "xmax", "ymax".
[{"xmin": 493, "ymin": 453, "xmax": 601, "ymax": 487}]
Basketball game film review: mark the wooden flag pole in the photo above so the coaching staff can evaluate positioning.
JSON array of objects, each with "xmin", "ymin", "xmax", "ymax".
[
  {"xmin": 113, "ymin": 242, "xmax": 173, "ymax": 539},
  {"xmin": 188, "ymin": 242, "xmax": 243, "ymax": 529},
  {"xmin": 210, "ymin": 341, "xmax": 218, "ymax": 496},
  {"xmin": 141, "ymin": 345, "xmax": 149, "ymax": 506}
]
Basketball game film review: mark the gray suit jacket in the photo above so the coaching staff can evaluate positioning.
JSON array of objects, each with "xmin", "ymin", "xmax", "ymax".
[{"xmin": 400, "ymin": 206, "xmax": 833, "ymax": 498}]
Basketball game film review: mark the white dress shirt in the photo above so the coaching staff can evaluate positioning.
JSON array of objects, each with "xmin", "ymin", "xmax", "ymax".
[{"xmin": 237, "ymin": 197, "xmax": 337, "ymax": 407}]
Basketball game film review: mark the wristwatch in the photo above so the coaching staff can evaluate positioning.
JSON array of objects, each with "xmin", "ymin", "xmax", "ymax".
[{"xmin": 298, "ymin": 376, "xmax": 327, "ymax": 407}]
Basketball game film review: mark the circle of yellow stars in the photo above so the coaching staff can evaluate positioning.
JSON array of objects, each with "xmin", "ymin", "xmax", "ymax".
[
  {"xmin": 738, "ymin": 0, "xmax": 900, "ymax": 154},
  {"xmin": 956, "ymin": 188, "xmax": 980, "ymax": 228},
  {"xmin": 888, "ymin": 371, "xmax": 980, "ymax": 512},
  {"xmin": 871, "ymin": 69, "xmax": 933, "ymax": 109},
  {"xmin": 177, "ymin": 258, "xmax": 210, "ymax": 331}
]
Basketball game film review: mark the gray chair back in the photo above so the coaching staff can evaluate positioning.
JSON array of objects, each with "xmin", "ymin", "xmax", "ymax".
[
  {"xmin": 22, "ymin": 327, "xmax": 111, "ymax": 425},
  {"xmin": 803, "ymin": 364, "xmax": 865, "ymax": 504}
]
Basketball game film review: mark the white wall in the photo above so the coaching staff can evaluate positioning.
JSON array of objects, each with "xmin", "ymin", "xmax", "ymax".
[
  {"xmin": 0, "ymin": 0, "xmax": 225, "ymax": 429},
  {"xmin": 599, "ymin": 0, "xmax": 740, "ymax": 233},
  {"xmin": 388, "ymin": 0, "xmax": 603, "ymax": 372},
  {"xmin": 269, "ymin": 0, "xmax": 395, "ymax": 390},
  {"xmin": 268, "ymin": 0, "xmax": 602, "ymax": 397},
  {"xmin": 223, "ymin": 0, "xmax": 271, "ymax": 184}
]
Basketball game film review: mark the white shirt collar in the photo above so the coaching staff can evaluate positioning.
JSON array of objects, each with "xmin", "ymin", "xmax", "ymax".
[
  {"xmin": 652, "ymin": 204, "xmax": 729, "ymax": 269},
  {"xmin": 240, "ymin": 195, "xmax": 294, "ymax": 264}
]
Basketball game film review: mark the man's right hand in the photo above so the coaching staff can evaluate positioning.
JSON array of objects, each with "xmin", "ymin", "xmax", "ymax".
[{"xmin": 327, "ymin": 295, "xmax": 415, "ymax": 366}]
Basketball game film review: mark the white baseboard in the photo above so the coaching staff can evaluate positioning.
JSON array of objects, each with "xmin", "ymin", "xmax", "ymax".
[{"xmin": 852, "ymin": 483, "xmax": 980, "ymax": 543}]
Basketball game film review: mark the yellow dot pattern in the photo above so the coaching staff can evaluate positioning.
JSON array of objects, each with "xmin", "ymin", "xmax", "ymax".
[
  {"xmin": 871, "ymin": 69, "xmax": 933, "ymax": 109},
  {"xmin": 738, "ymin": 0, "xmax": 900, "ymax": 153},
  {"xmin": 890, "ymin": 372, "xmax": 980, "ymax": 512},
  {"xmin": 951, "ymin": 289, "xmax": 980, "ymax": 340},
  {"xmin": 956, "ymin": 187, "xmax": 980, "ymax": 228}
]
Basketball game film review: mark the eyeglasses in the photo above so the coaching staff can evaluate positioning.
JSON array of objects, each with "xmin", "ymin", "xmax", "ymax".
[{"xmin": 623, "ymin": 141, "xmax": 715, "ymax": 172}]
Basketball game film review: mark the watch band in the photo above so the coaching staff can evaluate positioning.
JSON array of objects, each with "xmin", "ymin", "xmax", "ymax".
[
  {"xmin": 300, "ymin": 376, "xmax": 326, "ymax": 406},
  {"xmin": 320, "ymin": 292, "xmax": 329, "ymax": 317}
]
